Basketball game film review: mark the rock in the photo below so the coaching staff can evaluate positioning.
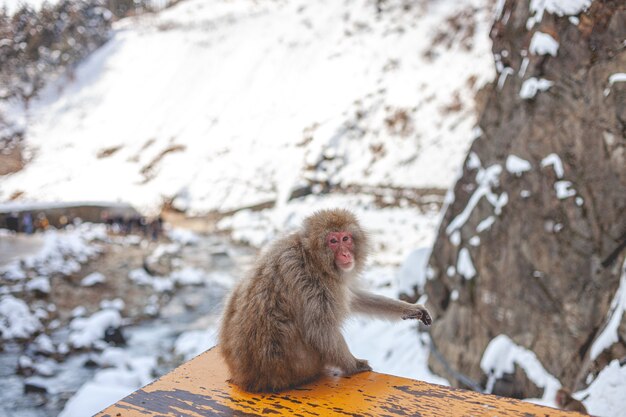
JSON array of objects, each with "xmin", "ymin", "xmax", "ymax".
[
  {"xmin": 425, "ymin": 0, "xmax": 626, "ymax": 396},
  {"xmin": 104, "ymin": 326, "xmax": 126, "ymax": 346},
  {"xmin": 24, "ymin": 377, "xmax": 49, "ymax": 394}
]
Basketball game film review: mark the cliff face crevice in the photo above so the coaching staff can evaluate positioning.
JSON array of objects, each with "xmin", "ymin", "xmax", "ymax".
[{"xmin": 425, "ymin": 0, "xmax": 625, "ymax": 397}]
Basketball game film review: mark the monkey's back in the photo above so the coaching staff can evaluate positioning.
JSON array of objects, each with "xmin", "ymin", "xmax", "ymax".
[{"xmin": 219, "ymin": 233, "xmax": 326, "ymax": 392}]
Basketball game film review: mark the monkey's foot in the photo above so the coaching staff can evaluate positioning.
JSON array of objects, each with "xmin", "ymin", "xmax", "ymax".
[
  {"xmin": 402, "ymin": 309, "xmax": 432, "ymax": 326},
  {"xmin": 344, "ymin": 359, "xmax": 372, "ymax": 376}
]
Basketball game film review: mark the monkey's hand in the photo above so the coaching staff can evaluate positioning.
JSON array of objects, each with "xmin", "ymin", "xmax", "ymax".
[
  {"xmin": 344, "ymin": 359, "xmax": 372, "ymax": 376},
  {"xmin": 402, "ymin": 305, "xmax": 432, "ymax": 326}
]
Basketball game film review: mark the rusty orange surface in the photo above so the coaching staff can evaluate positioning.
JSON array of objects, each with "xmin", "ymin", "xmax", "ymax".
[{"xmin": 96, "ymin": 347, "xmax": 581, "ymax": 417}]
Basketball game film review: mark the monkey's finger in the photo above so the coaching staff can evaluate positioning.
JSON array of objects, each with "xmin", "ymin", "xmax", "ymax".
[
  {"xmin": 401, "ymin": 310, "xmax": 423, "ymax": 320},
  {"xmin": 420, "ymin": 311, "xmax": 432, "ymax": 326}
]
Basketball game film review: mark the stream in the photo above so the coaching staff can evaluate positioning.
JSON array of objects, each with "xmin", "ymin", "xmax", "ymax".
[{"xmin": 0, "ymin": 233, "xmax": 255, "ymax": 417}]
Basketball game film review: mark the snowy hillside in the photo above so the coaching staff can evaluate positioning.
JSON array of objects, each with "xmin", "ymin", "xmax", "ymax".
[{"xmin": 0, "ymin": 0, "xmax": 495, "ymax": 214}]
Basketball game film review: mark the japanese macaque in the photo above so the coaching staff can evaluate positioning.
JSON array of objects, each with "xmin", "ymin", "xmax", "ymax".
[
  {"xmin": 556, "ymin": 388, "xmax": 588, "ymax": 414},
  {"xmin": 219, "ymin": 209, "xmax": 432, "ymax": 393}
]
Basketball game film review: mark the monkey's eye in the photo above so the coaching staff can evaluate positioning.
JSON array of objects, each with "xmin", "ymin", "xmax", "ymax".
[
  {"xmin": 330, "ymin": 238, "xmax": 338, "ymax": 244},
  {"xmin": 342, "ymin": 236, "xmax": 350, "ymax": 242}
]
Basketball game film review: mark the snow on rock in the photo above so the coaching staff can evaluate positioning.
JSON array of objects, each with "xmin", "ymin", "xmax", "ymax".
[
  {"xmin": 446, "ymin": 164, "xmax": 505, "ymax": 236},
  {"xmin": 11, "ymin": 224, "xmax": 105, "ymax": 277},
  {"xmin": 554, "ymin": 180, "xmax": 576, "ymax": 199},
  {"xmin": 0, "ymin": 295, "xmax": 43, "ymax": 340},
  {"xmin": 589, "ymin": 259, "xmax": 626, "ymax": 361},
  {"xmin": 25, "ymin": 276, "xmax": 51, "ymax": 294},
  {"xmin": 397, "ymin": 247, "xmax": 431, "ymax": 296},
  {"xmin": 527, "ymin": 0, "xmax": 591, "ymax": 29},
  {"xmin": 457, "ymin": 247, "xmax": 477, "ymax": 279},
  {"xmin": 81, "ymin": 272, "xmax": 106, "ymax": 287},
  {"xmin": 166, "ymin": 227, "xmax": 199, "ymax": 246},
  {"xmin": 147, "ymin": 243, "xmax": 181, "ymax": 264},
  {"xmin": 529, "ymin": 31, "xmax": 559, "ymax": 56},
  {"xmin": 480, "ymin": 334, "xmax": 561, "ymax": 402},
  {"xmin": 505, "ymin": 155, "xmax": 532, "ymax": 176},
  {"xmin": 604, "ymin": 73, "xmax": 626, "ymax": 96},
  {"xmin": 170, "ymin": 267, "xmax": 207, "ymax": 286},
  {"xmin": 100, "ymin": 298, "xmax": 125, "ymax": 311},
  {"xmin": 128, "ymin": 268, "xmax": 173, "ymax": 293},
  {"xmin": 576, "ymin": 359, "xmax": 626, "ymax": 417},
  {"xmin": 541, "ymin": 153, "xmax": 565, "ymax": 178},
  {"xmin": 0, "ymin": 261, "xmax": 27, "ymax": 281},
  {"xmin": 520, "ymin": 77, "xmax": 553, "ymax": 99},
  {"xmin": 58, "ymin": 350, "xmax": 156, "ymax": 417},
  {"xmin": 174, "ymin": 329, "xmax": 218, "ymax": 361},
  {"xmin": 68, "ymin": 309, "xmax": 122, "ymax": 349},
  {"xmin": 33, "ymin": 333, "xmax": 56, "ymax": 355}
]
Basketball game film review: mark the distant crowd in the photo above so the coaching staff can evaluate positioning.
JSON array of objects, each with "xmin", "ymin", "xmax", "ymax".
[
  {"xmin": 2, "ymin": 211, "xmax": 164, "ymax": 241},
  {"xmin": 102, "ymin": 213, "xmax": 164, "ymax": 241}
]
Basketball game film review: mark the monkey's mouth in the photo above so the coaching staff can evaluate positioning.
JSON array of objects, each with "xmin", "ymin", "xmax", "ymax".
[{"xmin": 337, "ymin": 261, "xmax": 355, "ymax": 271}]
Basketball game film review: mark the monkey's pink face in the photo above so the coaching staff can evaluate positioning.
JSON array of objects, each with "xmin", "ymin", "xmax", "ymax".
[{"xmin": 326, "ymin": 232, "xmax": 354, "ymax": 272}]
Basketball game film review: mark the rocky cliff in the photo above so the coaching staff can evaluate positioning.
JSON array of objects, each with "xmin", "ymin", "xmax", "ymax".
[{"xmin": 425, "ymin": 0, "xmax": 625, "ymax": 398}]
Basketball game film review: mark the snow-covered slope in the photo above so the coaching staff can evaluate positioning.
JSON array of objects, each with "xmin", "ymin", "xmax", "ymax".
[{"xmin": 0, "ymin": 0, "xmax": 494, "ymax": 214}]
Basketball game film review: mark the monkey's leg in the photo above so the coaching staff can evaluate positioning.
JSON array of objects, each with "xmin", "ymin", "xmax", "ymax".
[{"xmin": 349, "ymin": 288, "xmax": 432, "ymax": 325}]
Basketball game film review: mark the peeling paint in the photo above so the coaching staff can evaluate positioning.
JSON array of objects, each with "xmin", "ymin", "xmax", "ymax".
[{"xmin": 97, "ymin": 348, "xmax": 581, "ymax": 417}]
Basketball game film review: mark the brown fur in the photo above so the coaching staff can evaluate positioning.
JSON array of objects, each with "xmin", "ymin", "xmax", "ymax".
[
  {"xmin": 556, "ymin": 388, "xmax": 588, "ymax": 414},
  {"xmin": 218, "ymin": 208, "xmax": 432, "ymax": 392}
]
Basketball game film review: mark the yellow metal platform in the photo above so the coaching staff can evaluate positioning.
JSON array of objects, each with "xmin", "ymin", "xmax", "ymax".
[{"xmin": 95, "ymin": 347, "xmax": 581, "ymax": 416}]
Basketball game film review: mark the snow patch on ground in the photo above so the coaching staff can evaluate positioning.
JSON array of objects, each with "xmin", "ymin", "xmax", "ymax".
[{"xmin": 0, "ymin": 0, "xmax": 495, "ymax": 215}]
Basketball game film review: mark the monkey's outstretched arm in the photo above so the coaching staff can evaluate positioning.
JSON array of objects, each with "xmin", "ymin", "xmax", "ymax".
[{"xmin": 349, "ymin": 288, "xmax": 432, "ymax": 325}]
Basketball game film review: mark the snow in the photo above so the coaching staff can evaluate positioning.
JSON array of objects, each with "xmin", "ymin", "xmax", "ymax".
[
  {"xmin": 457, "ymin": 248, "xmax": 477, "ymax": 279},
  {"xmin": 0, "ymin": 295, "xmax": 43, "ymax": 339},
  {"xmin": 58, "ymin": 350, "xmax": 156, "ymax": 417},
  {"xmin": 520, "ymin": 77, "xmax": 553, "ymax": 99},
  {"xmin": 166, "ymin": 227, "xmax": 199, "ymax": 246},
  {"xmin": 100, "ymin": 298, "xmax": 125, "ymax": 311},
  {"xmin": 174, "ymin": 329, "xmax": 218, "ymax": 361},
  {"xmin": 25, "ymin": 276, "xmax": 51, "ymax": 294},
  {"xmin": 554, "ymin": 180, "xmax": 576, "ymax": 199},
  {"xmin": 396, "ymin": 247, "xmax": 431, "ymax": 295},
  {"xmin": 81, "ymin": 271, "xmax": 106, "ymax": 286},
  {"xmin": 446, "ymin": 163, "xmax": 504, "ymax": 235},
  {"xmin": 0, "ymin": 0, "xmax": 495, "ymax": 215},
  {"xmin": 527, "ymin": 0, "xmax": 591, "ymax": 29},
  {"xmin": 480, "ymin": 334, "xmax": 561, "ymax": 403},
  {"xmin": 529, "ymin": 32, "xmax": 559, "ymax": 56},
  {"xmin": 605, "ymin": 73, "xmax": 626, "ymax": 96},
  {"xmin": 170, "ymin": 266, "xmax": 206, "ymax": 285},
  {"xmin": 345, "ymin": 268, "xmax": 448, "ymax": 385},
  {"xmin": 476, "ymin": 215, "xmax": 495, "ymax": 232},
  {"xmin": 541, "ymin": 153, "xmax": 565, "ymax": 178},
  {"xmin": 505, "ymin": 155, "xmax": 532, "ymax": 176},
  {"xmin": 609, "ymin": 73, "xmax": 626, "ymax": 85},
  {"xmin": 68, "ymin": 309, "xmax": 122, "ymax": 349},
  {"xmin": 577, "ymin": 359, "xmax": 626, "ymax": 417},
  {"xmin": 589, "ymin": 260, "xmax": 626, "ymax": 361}
]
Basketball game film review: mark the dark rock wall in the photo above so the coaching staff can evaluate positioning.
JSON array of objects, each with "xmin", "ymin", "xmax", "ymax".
[{"xmin": 425, "ymin": 0, "xmax": 625, "ymax": 396}]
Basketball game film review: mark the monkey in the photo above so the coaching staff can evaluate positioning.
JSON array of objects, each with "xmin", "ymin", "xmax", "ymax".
[
  {"xmin": 218, "ymin": 208, "xmax": 432, "ymax": 392},
  {"xmin": 555, "ymin": 388, "xmax": 588, "ymax": 414}
]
